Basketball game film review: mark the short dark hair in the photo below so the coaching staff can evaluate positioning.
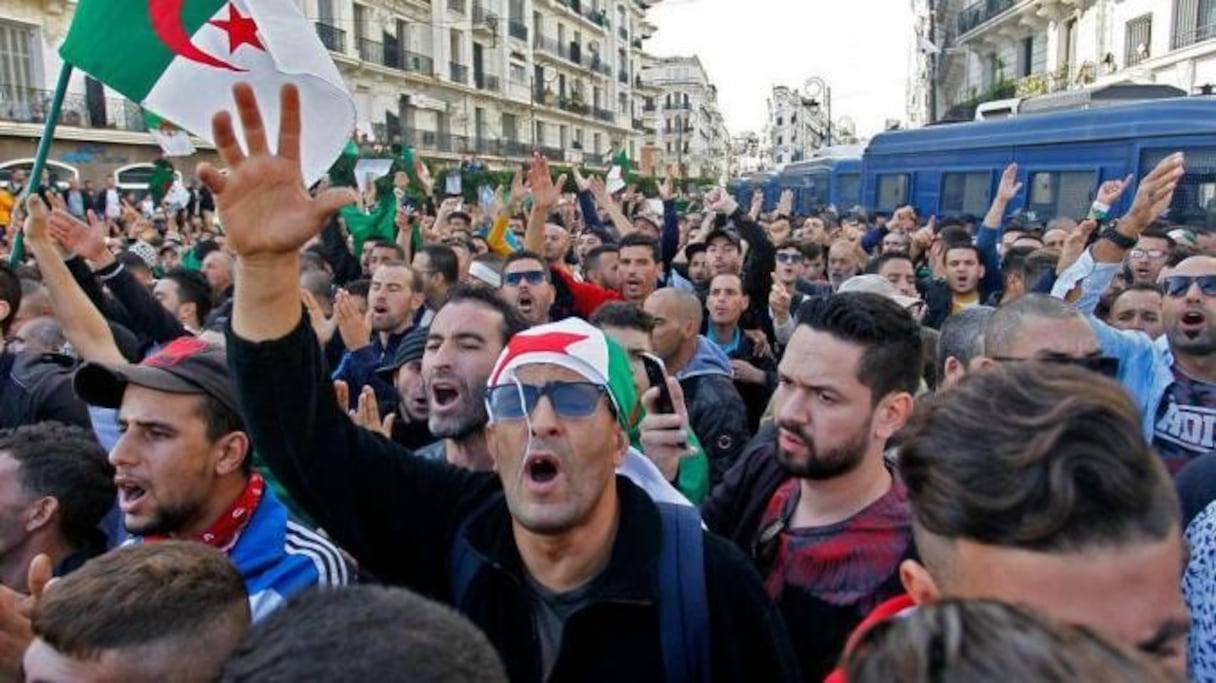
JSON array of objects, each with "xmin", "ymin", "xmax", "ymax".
[
  {"xmin": 584, "ymin": 245, "xmax": 619, "ymax": 274},
  {"xmin": 1000, "ymin": 244, "xmax": 1037, "ymax": 278},
  {"xmin": 0, "ymin": 422, "xmax": 114, "ymax": 552},
  {"xmin": 419, "ymin": 244, "xmax": 459, "ymax": 285},
  {"xmin": 0, "ymin": 260, "xmax": 21, "ymax": 336},
  {"xmin": 619, "ymin": 233, "xmax": 661, "ymax": 262},
  {"xmin": 163, "ymin": 268, "xmax": 213, "ymax": 324},
  {"xmin": 442, "ymin": 283, "xmax": 529, "ymax": 347},
  {"xmin": 943, "ymin": 242, "xmax": 981, "ymax": 262},
  {"xmin": 1109, "ymin": 282, "xmax": 1164, "ymax": 311},
  {"xmin": 590, "ymin": 301, "xmax": 655, "ymax": 333},
  {"xmin": 935, "ymin": 306, "xmax": 995, "ymax": 382},
  {"xmin": 1139, "ymin": 225, "xmax": 1176, "ymax": 249},
  {"xmin": 937, "ymin": 226, "xmax": 972, "ymax": 247},
  {"xmin": 344, "ymin": 278, "xmax": 371, "ymax": 300},
  {"xmin": 982, "ymin": 294, "xmax": 1080, "ymax": 358},
  {"xmin": 32, "ymin": 542, "xmax": 249, "ymax": 662},
  {"xmin": 193, "ymin": 393, "xmax": 250, "ymax": 475},
  {"xmin": 502, "ymin": 250, "xmax": 550, "ymax": 281},
  {"xmin": 117, "ymin": 251, "xmax": 152, "ymax": 274},
  {"xmin": 796, "ymin": 292, "xmax": 922, "ymax": 401},
  {"xmin": 368, "ymin": 241, "xmax": 406, "ymax": 260},
  {"xmin": 866, "ymin": 252, "xmax": 914, "ymax": 275},
  {"xmin": 899, "ymin": 362, "xmax": 1178, "ymax": 553},
  {"xmin": 220, "ymin": 586, "xmax": 507, "ymax": 683},
  {"xmin": 845, "ymin": 599, "xmax": 1174, "ymax": 683}
]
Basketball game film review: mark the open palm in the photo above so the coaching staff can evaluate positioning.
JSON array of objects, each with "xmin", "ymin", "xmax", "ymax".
[{"xmin": 197, "ymin": 84, "xmax": 355, "ymax": 260}]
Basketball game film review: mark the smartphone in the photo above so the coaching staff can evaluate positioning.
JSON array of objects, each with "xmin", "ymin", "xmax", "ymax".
[{"xmin": 640, "ymin": 352, "xmax": 675, "ymax": 414}]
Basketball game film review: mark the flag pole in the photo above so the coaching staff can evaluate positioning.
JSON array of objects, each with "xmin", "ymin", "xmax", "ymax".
[{"xmin": 9, "ymin": 63, "xmax": 73, "ymax": 265}]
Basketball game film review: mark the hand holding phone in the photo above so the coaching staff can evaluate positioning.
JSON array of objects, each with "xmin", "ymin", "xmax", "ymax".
[{"xmin": 640, "ymin": 352, "xmax": 675, "ymax": 414}]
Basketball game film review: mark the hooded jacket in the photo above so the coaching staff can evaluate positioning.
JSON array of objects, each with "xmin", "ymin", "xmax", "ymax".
[{"xmin": 676, "ymin": 336, "xmax": 752, "ymax": 488}]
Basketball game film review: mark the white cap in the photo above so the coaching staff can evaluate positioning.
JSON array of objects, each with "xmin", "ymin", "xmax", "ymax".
[{"xmin": 838, "ymin": 274, "xmax": 924, "ymax": 311}]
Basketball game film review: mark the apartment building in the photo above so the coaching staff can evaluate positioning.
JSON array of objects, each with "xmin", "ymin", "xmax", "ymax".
[
  {"xmin": 0, "ymin": 0, "xmax": 662, "ymax": 185},
  {"xmin": 638, "ymin": 55, "xmax": 730, "ymax": 181},
  {"xmin": 914, "ymin": 0, "xmax": 1216, "ymax": 122}
]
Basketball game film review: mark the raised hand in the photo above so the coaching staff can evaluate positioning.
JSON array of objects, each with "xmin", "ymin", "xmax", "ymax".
[
  {"xmin": 769, "ymin": 280, "xmax": 792, "ymax": 322},
  {"xmin": 1057, "ymin": 219, "xmax": 1098, "ymax": 275},
  {"xmin": 21, "ymin": 195, "xmax": 50, "ymax": 248},
  {"xmin": 196, "ymin": 83, "xmax": 356, "ymax": 261},
  {"xmin": 353, "ymin": 385, "xmax": 394, "ymax": 437},
  {"xmin": 48, "ymin": 209, "xmax": 108, "ymax": 262},
  {"xmin": 508, "ymin": 167, "xmax": 528, "ymax": 207},
  {"xmin": 996, "ymin": 163, "xmax": 1023, "ymax": 202},
  {"xmin": 301, "ymin": 288, "xmax": 336, "ymax": 345},
  {"xmin": 1121, "ymin": 153, "xmax": 1184, "ymax": 233},
  {"xmin": 571, "ymin": 166, "xmax": 591, "ymax": 192},
  {"xmin": 528, "ymin": 153, "xmax": 566, "ymax": 212},
  {"xmin": 1097, "ymin": 174, "xmax": 1135, "ymax": 206},
  {"xmin": 777, "ymin": 189, "xmax": 793, "ymax": 217},
  {"xmin": 659, "ymin": 172, "xmax": 675, "ymax": 202},
  {"xmin": 333, "ymin": 289, "xmax": 371, "ymax": 352}
]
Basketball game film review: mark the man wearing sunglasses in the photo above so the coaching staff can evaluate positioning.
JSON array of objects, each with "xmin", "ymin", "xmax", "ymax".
[
  {"xmin": 499, "ymin": 251, "xmax": 555, "ymax": 327},
  {"xmin": 1053, "ymin": 153, "xmax": 1216, "ymax": 474},
  {"xmin": 1127, "ymin": 226, "xmax": 1174, "ymax": 285}
]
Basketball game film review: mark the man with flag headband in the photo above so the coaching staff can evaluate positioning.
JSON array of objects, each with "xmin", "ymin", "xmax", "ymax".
[{"xmin": 222, "ymin": 84, "xmax": 800, "ymax": 681}]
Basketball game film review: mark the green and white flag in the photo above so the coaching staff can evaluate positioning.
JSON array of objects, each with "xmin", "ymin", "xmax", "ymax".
[
  {"xmin": 60, "ymin": 0, "xmax": 354, "ymax": 185},
  {"xmin": 144, "ymin": 110, "xmax": 196, "ymax": 157}
]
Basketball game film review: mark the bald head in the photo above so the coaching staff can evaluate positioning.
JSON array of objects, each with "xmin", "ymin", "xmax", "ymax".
[
  {"xmin": 982, "ymin": 294, "xmax": 1097, "ymax": 361},
  {"xmin": 646, "ymin": 288, "xmax": 702, "ymax": 330}
]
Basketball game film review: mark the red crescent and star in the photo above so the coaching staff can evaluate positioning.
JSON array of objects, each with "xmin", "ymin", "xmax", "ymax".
[
  {"xmin": 149, "ymin": 0, "xmax": 265, "ymax": 72},
  {"xmin": 491, "ymin": 332, "xmax": 589, "ymax": 384}
]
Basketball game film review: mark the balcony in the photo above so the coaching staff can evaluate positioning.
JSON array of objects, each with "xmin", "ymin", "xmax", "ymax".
[
  {"xmin": 665, "ymin": 101, "xmax": 689, "ymax": 110},
  {"xmin": 619, "ymin": 26, "xmax": 628, "ymax": 40},
  {"xmin": 956, "ymin": 0, "xmax": 1015, "ymax": 37},
  {"xmin": 581, "ymin": 6, "xmax": 610, "ymax": 30},
  {"xmin": 404, "ymin": 50, "xmax": 435, "ymax": 76},
  {"xmin": 592, "ymin": 107, "xmax": 615, "ymax": 123},
  {"xmin": 472, "ymin": 1, "xmax": 496, "ymax": 29},
  {"xmin": 1173, "ymin": 20, "xmax": 1216, "ymax": 50},
  {"xmin": 556, "ymin": 96, "xmax": 591, "ymax": 116},
  {"xmin": 590, "ymin": 57, "xmax": 612, "ymax": 77},
  {"xmin": 0, "ymin": 84, "xmax": 146, "ymax": 132},
  {"xmin": 642, "ymin": 102, "xmax": 656, "ymax": 112},
  {"xmin": 534, "ymin": 35, "xmax": 580, "ymax": 65},
  {"xmin": 631, "ymin": 117, "xmax": 644, "ymax": 129},
  {"xmin": 509, "ymin": 19, "xmax": 529, "ymax": 41},
  {"xmin": 450, "ymin": 62, "xmax": 469, "ymax": 84},
  {"xmin": 448, "ymin": 0, "xmax": 466, "ymax": 12},
  {"xmin": 537, "ymin": 145, "xmax": 566, "ymax": 161},
  {"xmin": 357, "ymin": 37, "xmax": 384, "ymax": 64},
  {"xmin": 315, "ymin": 22, "xmax": 346, "ymax": 53},
  {"xmin": 618, "ymin": 68, "xmax": 628, "ymax": 84},
  {"xmin": 475, "ymin": 73, "xmax": 502, "ymax": 91}
]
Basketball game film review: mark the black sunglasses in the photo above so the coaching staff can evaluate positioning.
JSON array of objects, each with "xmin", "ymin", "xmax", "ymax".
[
  {"xmin": 776, "ymin": 253, "xmax": 805, "ymax": 265},
  {"xmin": 989, "ymin": 355, "xmax": 1120, "ymax": 379},
  {"xmin": 1162, "ymin": 275, "xmax": 1216, "ymax": 298}
]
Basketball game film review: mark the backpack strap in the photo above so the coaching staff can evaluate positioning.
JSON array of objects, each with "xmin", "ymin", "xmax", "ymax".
[{"xmin": 656, "ymin": 502, "xmax": 711, "ymax": 683}]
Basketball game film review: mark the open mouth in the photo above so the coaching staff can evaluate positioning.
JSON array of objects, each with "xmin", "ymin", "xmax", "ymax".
[
  {"xmin": 525, "ymin": 454, "xmax": 561, "ymax": 485},
  {"xmin": 430, "ymin": 382, "xmax": 461, "ymax": 408},
  {"xmin": 372, "ymin": 304, "xmax": 389, "ymax": 315},
  {"xmin": 116, "ymin": 480, "xmax": 148, "ymax": 510},
  {"xmin": 517, "ymin": 293, "xmax": 534, "ymax": 313}
]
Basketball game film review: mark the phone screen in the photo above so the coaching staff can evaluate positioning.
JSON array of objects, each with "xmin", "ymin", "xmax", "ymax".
[{"xmin": 640, "ymin": 353, "xmax": 675, "ymax": 414}]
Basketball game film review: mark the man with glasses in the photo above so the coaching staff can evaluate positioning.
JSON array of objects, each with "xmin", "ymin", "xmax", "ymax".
[
  {"xmin": 1128, "ymin": 226, "xmax": 1174, "ymax": 285},
  {"xmin": 770, "ymin": 241, "xmax": 831, "ymax": 349},
  {"xmin": 499, "ymin": 251, "xmax": 555, "ymax": 327},
  {"xmin": 1054, "ymin": 153, "xmax": 1216, "ymax": 474}
]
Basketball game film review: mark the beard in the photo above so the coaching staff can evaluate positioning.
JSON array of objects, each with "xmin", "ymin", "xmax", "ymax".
[
  {"xmin": 428, "ymin": 385, "xmax": 490, "ymax": 439},
  {"xmin": 774, "ymin": 420, "xmax": 871, "ymax": 481},
  {"xmin": 125, "ymin": 500, "xmax": 198, "ymax": 537}
]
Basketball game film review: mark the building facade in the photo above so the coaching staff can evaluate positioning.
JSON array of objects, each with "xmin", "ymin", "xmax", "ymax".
[
  {"xmin": 915, "ymin": 0, "xmax": 1216, "ymax": 123},
  {"xmin": 763, "ymin": 84, "xmax": 855, "ymax": 167},
  {"xmin": 0, "ymin": 0, "xmax": 663, "ymax": 185},
  {"xmin": 729, "ymin": 130, "xmax": 769, "ymax": 176},
  {"xmin": 637, "ymin": 55, "xmax": 730, "ymax": 181}
]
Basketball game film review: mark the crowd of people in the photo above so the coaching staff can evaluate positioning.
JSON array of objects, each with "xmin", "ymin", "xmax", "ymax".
[{"xmin": 0, "ymin": 82, "xmax": 1211, "ymax": 681}]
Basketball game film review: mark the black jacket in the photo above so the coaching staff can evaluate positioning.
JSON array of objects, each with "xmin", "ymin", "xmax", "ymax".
[
  {"xmin": 677, "ymin": 338, "xmax": 752, "ymax": 489},
  {"xmin": 701, "ymin": 424, "xmax": 789, "ymax": 553},
  {"xmin": 226, "ymin": 317, "xmax": 801, "ymax": 683},
  {"xmin": 0, "ymin": 351, "xmax": 91, "ymax": 430},
  {"xmin": 95, "ymin": 260, "xmax": 191, "ymax": 345}
]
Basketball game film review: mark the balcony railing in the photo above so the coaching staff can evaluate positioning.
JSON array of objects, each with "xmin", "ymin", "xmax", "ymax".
[
  {"xmin": 509, "ymin": 19, "xmax": 529, "ymax": 41},
  {"xmin": 404, "ymin": 50, "xmax": 435, "ymax": 76},
  {"xmin": 665, "ymin": 101, "xmax": 690, "ymax": 110},
  {"xmin": 957, "ymin": 0, "xmax": 1015, "ymax": 36},
  {"xmin": 634, "ymin": 75, "xmax": 645, "ymax": 89},
  {"xmin": 618, "ymin": 69, "xmax": 628, "ymax": 84},
  {"xmin": 592, "ymin": 107, "xmax": 615, "ymax": 123},
  {"xmin": 450, "ymin": 62, "xmax": 469, "ymax": 83},
  {"xmin": 475, "ymin": 73, "xmax": 502, "ymax": 91},
  {"xmin": 619, "ymin": 26, "xmax": 628, "ymax": 40},
  {"xmin": 1173, "ymin": 21, "xmax": 1216, "ymax": 50},
  {"xmin": 642, "ymin": 102, "xmax": 656, "ymax": 112},
  {"xmin": 631, "ymin": 117, "xmax": 643, "ymax": 129},
  {"xmin": 315, "ymin": 22, "xmax": 346, "ymax": 53},
  {"xmin": 352, "ymin": 36, "xmax": 434, "ymax": 75},
  {"xmin": 537, "ymin": 145, "xmax": 566, "ymax": 161},
  {"xmin": 448, "ymin": 0, "xmax": 467, "ymax": 12},
  {"xmin": 357, "ymin": 37, "xmax": 383, "ymax": 64},
  {"xmin": 534, "ymin": 35, "xmax": 581, "ymax": 64},
  {"xmin": 590, "ymin": 58, "xmax": 612, "ymax": 76},
  {"xmin": 0, "ymin": 84, "xmax": 145, "ymax": 131},
  {"xmin": 472, "ymin": 1, "xmax": 495, "ymax": 25}
]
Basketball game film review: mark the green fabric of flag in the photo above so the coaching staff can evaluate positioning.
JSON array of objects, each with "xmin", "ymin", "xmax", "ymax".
[
  {"xmin": 148, "ymin": 160, "xmax": 174, "ymax": 206},
  {"xmin": 338, "ymin": 193, "xmax": 397, "ymax": 259}
]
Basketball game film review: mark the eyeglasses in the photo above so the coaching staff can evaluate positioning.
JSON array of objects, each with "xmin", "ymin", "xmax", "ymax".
[
  {"xmin": 989, "ymin": 354, "xmax": 1121, "ymax": 378},
  {"xmin": 1129, "ymin": 248, "xmax": 1168, "ymax": 260},
  {"xmin": 486, "ymin": 381, "xmax": 608, "ymax": 421},
  {"xmin": 503, "ymin": 270, "xmax": 547, "ymax": 287},
  {"xmin": 1162, "ymin": 275, "xmax": 1216, "ymax": 298},
  {"xmin": 776, "ymin": 253, "xmax": 805, "ymax": 265}
]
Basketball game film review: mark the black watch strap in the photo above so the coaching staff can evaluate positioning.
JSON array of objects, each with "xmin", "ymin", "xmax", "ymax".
[{"xmin": 1099, "ymin": 227, "xmax": 1137, "ymax": 250}]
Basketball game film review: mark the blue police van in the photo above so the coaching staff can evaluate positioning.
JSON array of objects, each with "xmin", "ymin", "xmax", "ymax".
[
  {"xmin": 860, "ymin": 92, "xmax": 1216, "ymax": 227},
  {"xmin": 778, "ymin": 146, "xmax": 865, "ymax": 215}
]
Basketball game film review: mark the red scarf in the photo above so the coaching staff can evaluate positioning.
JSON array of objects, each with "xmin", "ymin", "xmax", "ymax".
[{"xmin": 146, "ymin": 473, "xmax": 265, "ymax": 552}]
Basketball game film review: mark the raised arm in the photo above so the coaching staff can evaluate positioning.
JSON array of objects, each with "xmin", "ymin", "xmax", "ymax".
[
  {"xmin": 22, "ymin": 197, "xmax": 124, "ymax": 364},
  {"xmin": 524, "ymin": 153, "xmax": 566, "ymax": 255}
]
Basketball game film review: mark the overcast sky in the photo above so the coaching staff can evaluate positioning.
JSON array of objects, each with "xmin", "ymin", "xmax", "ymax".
[{"xmin": 647, "ymin": 0, "xmax": 915, "ymax": 138}]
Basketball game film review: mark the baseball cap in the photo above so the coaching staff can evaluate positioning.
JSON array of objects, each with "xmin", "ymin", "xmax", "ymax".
[
  {"xmin": 838, "ymin": 274, "xmax": 923, "ymax": 312},
  {"xmin": 376, "ymin": 326, "xmax": 429, "ymax": 379},
  {"xmin": 74, "ymin": 337, "xmax": 239, "ymax": 415},
  {"xmin": 704, "ymin": 226, "xmax": 741, "ymax": 249},
  {"xmin": 486, "ymin": 318, "xmax": 639, "ymax": 434},
  {"xmin": 633, "ymin": 212, "xmax": 662, "ymax": 232}
]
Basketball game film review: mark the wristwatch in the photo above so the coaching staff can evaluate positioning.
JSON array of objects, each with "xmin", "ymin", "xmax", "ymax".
[{"xmin": 1099, "ymin": 227, "xmax": 1137, "ymax": 250}]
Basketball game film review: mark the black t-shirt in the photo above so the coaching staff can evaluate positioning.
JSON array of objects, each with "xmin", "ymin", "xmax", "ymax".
[{"xmin": 1152, "ymin": 365, "xmax": 1216, "ymax": 476}]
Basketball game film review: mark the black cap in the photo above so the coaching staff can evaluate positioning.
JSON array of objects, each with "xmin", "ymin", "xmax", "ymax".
[
  {"xmin": 704, "ymin": 226, "xmax": 741, "ymax": 248},
  {"xmin": 74, "ymin": 337, "xmax": 239, "ymax": 415},
  {"xmin": 683, "ymin": 242, "xmax": 708, "ymax": 261},
  {"xmin": 377, "ymin": 326, "xmax": 429, "ymax": 379}
]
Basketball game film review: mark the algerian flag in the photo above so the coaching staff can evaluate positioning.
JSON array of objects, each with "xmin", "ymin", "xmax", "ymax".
[
  {"xmin": 59, "ymin": 0, "xmax": 354, "ymax": 185},
  {"xmin": 148, "ymin": 159, "xmax": 175, "ymax": 206},
  {"xmin": 145, "ymin": 110, "xmax": 196, "ymax": 157},
  {"xmin": 607, "ymin": 149, "xmax": 631, "ymax": 194}
]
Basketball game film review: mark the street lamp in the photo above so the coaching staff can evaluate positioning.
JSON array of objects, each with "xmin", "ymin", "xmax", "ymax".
[{"xmin": 803, "ymin": 76, "xmax": 832, "ymax": 148}]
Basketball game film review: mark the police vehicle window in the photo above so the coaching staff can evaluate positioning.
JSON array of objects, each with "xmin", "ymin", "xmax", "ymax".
[
  {"xmin": 838, "ymin": 174, "xmax": 861, "ymax": 208},
  {"xmin": 1028, "ymin": 171, "xmax": 1094, "ymax": 219},
  {"xmin": 1144, "ymin": 147, "xmax": 1216, "ymax": 227},
  {"xmin": 877, "ymin": 174, "xmax": 908, "ymax": 209},
  {"xmin": 940, "ymin": 172, "xmax": 990, "ymax": 215}
]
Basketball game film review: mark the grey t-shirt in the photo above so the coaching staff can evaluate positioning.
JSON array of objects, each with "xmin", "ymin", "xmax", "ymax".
[{"xmin": 525, "ymin": 573, "xmax": 598, "ymax": 680}]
